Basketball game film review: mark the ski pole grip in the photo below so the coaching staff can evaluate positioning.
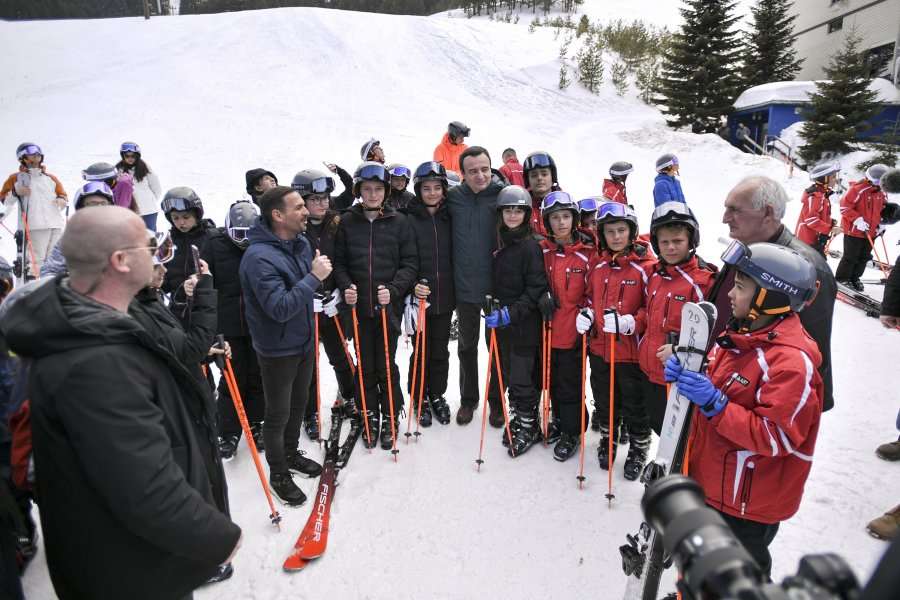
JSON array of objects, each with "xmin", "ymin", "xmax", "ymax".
[
  {"xmin": 483, "ymin": 295, "xmax": 493, "ymax": 316},
  {"xmin": 214, "ymin": 334, "xmax": 226, "ymax": 370},
  {"xmin": 604, "ymin": 308, "xmax": 621, "ymax": 341}
]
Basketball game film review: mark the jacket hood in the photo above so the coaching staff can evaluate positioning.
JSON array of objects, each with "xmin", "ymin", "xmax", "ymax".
[{"xmin": 1, "ymin": 277, "xmax": 144, "ymax": 359}]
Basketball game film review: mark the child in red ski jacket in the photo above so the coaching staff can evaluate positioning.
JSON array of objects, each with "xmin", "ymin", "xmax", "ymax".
[
  {"xmin": 835, "ymin": 164, "xmax": 889, "ymax": 289},
  {"xmin": 795, "ymin": 160, "xmax": 841, "ymax": 254}
]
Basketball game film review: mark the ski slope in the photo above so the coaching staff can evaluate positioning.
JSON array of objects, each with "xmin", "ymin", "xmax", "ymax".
[{"xmin": 1, "ymin": 4, "xmax": 897, "ymax": 599}]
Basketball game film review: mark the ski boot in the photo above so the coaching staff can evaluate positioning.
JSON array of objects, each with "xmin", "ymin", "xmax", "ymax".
[
  {"xmin": 553, "ymin": 431, "xmax": 579, "ymax": 462},
  {"xmin": 597, "ymin": 434, "xmax": 619, "ymax": 471},
  {"xmin": 623, "ymin": 437, "xmax": 650, "ymax": 481},
  {"xmin": 288, "ymin": 449, "xmax": 323, "ymax": 478},
  {"xmin": 270, "ymin": 472, "xmax": 307, "ymax": 507},
  {"xmin": 218, "ymin": 434, "xmax": 239, "ymax": 461},
  {"xmin": 590, "ymin": 407, "xmax": 601, "ymax": 432},
  {"xmin": 417, "ymin": 396, "xmax": 433, "ymax": 428},
  {"xmin": 508, "ymin": 408, "xmax": 542, "ymax": 457},
  {"xmin": 304, "ymin": 414, "xmax": 320, "ymax": 441},
  {"xmin": 250, "ymin": 421, "xmax": 265, "ymax": 451},
  {"xmin": 502, "ymin": 407, "xmax": 519, "ymax": 447},
  {"xmin": 340, "ymin": 395, "xmax": 360, "ymax": 421},
  {"xmin": 379, "ymin": 414, "xmax": 400, "ymax": 450},
  {"xmin": 850, "ymin": 279, "xmax": 865, "ymax": 292},
  {"xmin": 430, "ymin": 395, "xmax": 452, "ymax": 425},
  {"xmin": 362, "ymin": 410, "xmax": 380, "ymax": 449},
  {"xmin": 204, "ymin": 562, "xmax": 234, "ymax": 584}
]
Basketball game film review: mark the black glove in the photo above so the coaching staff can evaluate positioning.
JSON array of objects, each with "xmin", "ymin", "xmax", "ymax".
[{"xmin": 538, "ymin": 291, "xmax": 559, "ymax": 322}]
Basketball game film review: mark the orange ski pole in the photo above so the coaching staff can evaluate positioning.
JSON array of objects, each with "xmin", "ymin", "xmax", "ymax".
[
  {"xmin": 491, "ymin": 328, "xmax": 514, "ymax": 451},
  {"xmin": 867, "ymin": 233, "xmax": 891, "ymax": 279},
  {"xmin": 379, "ymin": 302, "xmax": 399, "ymax": 461},
  {"xmin": 350, "ymin": 305, "xmax": 373, "ymax": 450},
  {"xmin": 413, "ymin": 299, "xmax": 428, "ymax": 440},
  {"xmin": 475, "ymin": 330, "xmax": 495, "ymax": 471},
  {"xmin": 577, "ymin": 333, "xmax": 588, "ymax": 489}
]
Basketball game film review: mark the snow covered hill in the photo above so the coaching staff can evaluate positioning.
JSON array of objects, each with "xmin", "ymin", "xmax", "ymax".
[{"xmin": 2, "ymin": 4, "xmax": 897, "ymax": 599}]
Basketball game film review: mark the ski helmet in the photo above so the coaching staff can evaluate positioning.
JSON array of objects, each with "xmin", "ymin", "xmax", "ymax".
[
  {"xmin": 387, "ymin": 164, "xmax": 412, "ymax": 187},
  {"xmin": 225, "ymin": 200, "xmax": 260, "ymax": 248},
  {"xmin": 596, "ymin": 202, "xmax": 638, "ymax": 243},
  {"xmin": 609, "ymin": 161, "xmax": 634, "ymax": 178},
  {"xmin": 655, "ymin": 153, "xmax": 678, "ymax": 172},
  {"xmin": 16, "ymin": 143, "xmax": 43, "ymax": 161},
  {"xmin": 413, "ymin": 161, "xmax": 448, "ymax": 197},
  {"xmin": 577, "ymin": 196, "xmax": 607, "ymax": 217},
  {"xmin": 496, "ymin": 185, "xmax": 532, "ymax": 220},
  {"xmin": 161, "ymin": 186, "xmax": 204, "ymax": 221},
  {"xmin": 881, "ymin": 202, "xmax": 900, "ymax": 225},
  {"xmin": 808, "ymin": 160, "xmax": 840, "ymax": 182},
  {"xmin": 82, "ymin": 162, "xmax": 118, "ymax": 182},
  {"xmin": 722, "ymin": 240, "xmax": 817, "ymax": 319},
  {"xmin": 541, "ymin": 191, "xmax": 579, "ymax": 234},
  {"xmin": 649, "ymin": 201, "xmax": 700, "ymax": 255},
  {"xmin": 291, "ymin": 169, "xmax": 335, "ymax": 198},
  {"xmin": 149, "ymin": 230, "xmax": 176, "ymax": 266},
  {"xmin": 352, "ymin": 161, "xmax": 389, "ymax": 198},
  {"xmin": 448, "ymin": 121, "xmax": 470, "ymax": 139},
  {"xmin": 522, "ymin": 151, "xmax": 558, "ymax": 187},
  {"xmin": 360, "ymin": 138, "xmax": 381, "ymax": 161},
  {"xmin": 446, "ymin": 170, "xmax": 462, "ymax": 188},
  {"xmin": 73, "ymin": 181, "xmax": 115, "ymax": 210},
  {"xmin": 120, "ymin": 141, "xmax": 141, "ymax": 158},
  {"xmin": 865, "ymin": 163, "xmax": 890, "ymax": 186}
]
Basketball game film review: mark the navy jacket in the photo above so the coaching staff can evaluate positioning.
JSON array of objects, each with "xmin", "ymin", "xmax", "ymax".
[
  {"xmin": 447, "ymin": 179, "xmax": 504, "ymax": 304},
  {"xmin": 239, "ymin": 222, "xmax": 321, "ymax": 358},
  {"xmin": 652, "ymin": 173, "xmax": 686, "ymax": 206}
]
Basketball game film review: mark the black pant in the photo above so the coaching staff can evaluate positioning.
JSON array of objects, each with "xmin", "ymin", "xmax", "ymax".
[
  {"xmin": 407, "ymin": 311, "xmax": 452, "ymax": 401},
  {"xmin": 305, "ymin": 313, "xmax": 357, "ymax": 420},
  {"xmin": 550, "ymin": 345, "xmax": 588, "ymax": 435},
  {"xmin": 258, "ymin": 353, "xmax": 314, "ymax": 474},
  {"xmin": 457, "ymin": 303, "xmax": 489, "ymax": 409},
  {"xmin": 642, "ymin": 378, "xmax": 669, "ymax": 436},
  {"xmin": 355, "ymin": 310, "xmax": 403, "ymax": 416},
  {"xmin": 835, "ymin": 234, "xmax": 873, "ymax": 282},
  {"xmin": 717, "ymin": 510, "xmax": 780, "ymax": 578},
  {"xmin": 487, "ymin": 328, "xmax": 539, "ymax": 414},
  {"xmin": 588, "ymin": 354, "xmax": 650, "ymax": 439},
  {"xmin": 217, "ymin": 336, "xmax": 265, "ymax": 438}
]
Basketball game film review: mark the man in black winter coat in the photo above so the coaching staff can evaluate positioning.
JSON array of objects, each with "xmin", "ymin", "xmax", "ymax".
[
  {"xmin": 715, "ymin": 176, "xmax": 836, "ymax": 410},
  {"xmin": 446, "ymin": 146, "xmax": 506, "ymax": 426},
  {"xmin": 0, "ymin": 207, "xmax": 241, "ymax": 600}
]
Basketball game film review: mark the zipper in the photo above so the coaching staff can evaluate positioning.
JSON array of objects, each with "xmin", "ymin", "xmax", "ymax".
[
  {"xmin": 433, "ymin": 214, "xmax": 440, "ymax": 314},
  {"xmin": 661, "ymin": 292, "xmax": 672, "ymax": 329},
  {"xmin": 740, "ymin": 462, "xmax": 755, "ymax": 516},
  {"xmin": 565, "ymin": 266, "xmax": 571, "ymax": 290},
  {"xmin": 368, "ymin": 219, "xmax": 375, "ymax": 318}
]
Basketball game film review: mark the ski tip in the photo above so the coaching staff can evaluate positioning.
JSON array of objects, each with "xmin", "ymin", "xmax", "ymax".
[{"xmin": 283, "ymin": 554, "xmax": 312, "ymax": 572}]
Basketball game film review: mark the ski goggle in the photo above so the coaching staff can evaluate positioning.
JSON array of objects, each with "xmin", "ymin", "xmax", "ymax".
[
  {"xmin": 540, "ymin": 191, "xmax": 576, "ymax": 212},
  {"xmin": 120, "ymin": 142, "xmax": 141, "ymax": 154},
  {"xmin": 82, "ymin": 167, "xmax": 117, "ymax": 181},
  {"xmin": 657, "ymin": 156, "xmax": 679, "ymax": 170},
  {"xmin": 651, "ymin": 201, "xmax": 695, "ymax": 223},
  {"xmin": 720, "ymin": 240, "xmax": 811, "ymax": 308},
  {"xmin": 161, "ymin": 196, "xmax": 196, "ymax": 213},
  {"xmin": 388, "ymin": 165, "xmax": 411, "ymax": 179},
  {"xmin": 78, "ymin": 181, "xmax": 114, "ymax": 201},
  {"xmin": 524, "ymin": 152, "xmax": 554, "ymax": 169},
  {"xmin": 414, "ymin": 161, "xmax": 446, "ymax": 180},
  {"xmin": 303, "ymin": 176, "xmax": 335, "ymax": 195},
  {"xmin": 17, "ymin": 144, "xmax": 42, "ymax": 159},
  {"xmin": 577, "ymin": 197, "xmax": 605, "ymax": 214},
  {"xmin": 149, "ymin": 231, "xmax": 176, "ymax": 265},
  {"xmin": 597, "ymin": 202, "xmax": 629, "ymax": 219},
  {"xmin": 228, "ymin": 227, "xmax": 251, "ymax": 243},
  {"xmin": 356, "ymin": 163, "xmax": 388, "ymax": 182}
]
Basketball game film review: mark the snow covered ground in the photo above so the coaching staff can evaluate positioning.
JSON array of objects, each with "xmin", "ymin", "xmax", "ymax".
[{"xmin": 1, "ymin": 3, "xmax": 897, "ymax": 599}]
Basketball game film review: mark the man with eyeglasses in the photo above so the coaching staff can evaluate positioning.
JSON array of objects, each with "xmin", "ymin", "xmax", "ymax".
[{"xmin": 0, "ymin": 206, "xmax": 241, "ymax": 599}]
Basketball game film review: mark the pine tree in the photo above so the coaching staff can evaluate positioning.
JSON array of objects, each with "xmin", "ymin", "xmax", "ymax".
[
  {"xmin": 654, "ymin": 0, "xmax": 743, "ymax": 133},
  {"xmin": 577, "ymin": 34, "xmax": 605, "ymax": 94},
  {"xmin": 742, "ymin": 0, "xmax": 803, "ymax": 87},
  {"xmin": 612, "ymin": 61, "xmax": 628, "ymax": 96},
  {"xmin": 798, "ymin": 31, "xmax": 881, "ymax": 163}
]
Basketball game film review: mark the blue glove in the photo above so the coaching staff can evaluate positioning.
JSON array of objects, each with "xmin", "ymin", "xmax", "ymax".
[
  {"xmin": 674, "ymin": 369, "xmax": 728, "ymax": 418},
  {"xmin": 484, "ymin": 307, "xmax": 511, "ymax": 329},
  {"xmin": 663, "ymin": 355, "xmax": 683, "ymax": 382}
]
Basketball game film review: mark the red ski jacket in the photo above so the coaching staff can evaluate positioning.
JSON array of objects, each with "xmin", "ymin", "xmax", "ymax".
[
  {"xmin": 795, "ymin": 183, "xmax": 833, "ymax": 247},
  {"xmin": 602, "ymin": 178, "xmax": 627, "ymax": 204},
  {"xmin": 840, "ymin": 179, "xmax": 886, "ymax": 239},
  {"xmin": 499, "ymin": 158, "xmax": 525, "ymax": 187},
  {"xmin": 636, "ymin": 256, "xmax": 717, "ymax": 385},
  {"xmin": 687, "ymin": 314, "xmax": 823, "ymax": 524},
  {"xmin": 541, "ymin": 237, "xmax": 593, "ymax": 349},
  {"xmin": 585, "ymin": 239, "xmax": 656, "ymax": 362},
  {"xmin": 530, "ymin": 194, "xmax": 548, "ymax": 238}
]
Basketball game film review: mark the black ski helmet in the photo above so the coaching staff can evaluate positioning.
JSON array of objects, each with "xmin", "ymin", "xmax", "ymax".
[
  {"xmin": 352, "ymin": 161, "xmax": 389, "ymax": 198},
  {"xmin": 448, "ymin": 121, "xmax": 470, "ymax": 139},
  {"xmin": 596, "ymin": 202, "xmax": 639, "ymax": 249},
  {"xmin": 413, "ymin": 161, "xmax": 448, "ymax": 198},
  {"xmin": 225, "ymin": 200, "xmax": 260, "ymax": 248},
  {"xmin": 496, "ymin": 185, "xmax": 532, "ymax": 220},
  {"xmin": 82, "ymin": 162, "xmax": 118, "ymax": 183},
  {"xmin": 161, "ymin": 186, "xmax": 204, "ymax": 222},
  {"xmin": 609, "ymin": 161, "xmax": 634, "ymax": 179},
  {"xmin": 522, "ymin": 151, "xmax": 558, "ymax": 188},
  {"xmin": 721, "ymin": 240, "xmax": 818, "ymax": 320},
  {"xmin": 649, "ymin": 201, "xmax": 700, "ymax": 255},
  {"xmin": 540, "ymin": 191, "xmax": 579, "ymax": 234},
  {"xmin": 291, "ymin": 169, "xmax": 335, "ymax": 198},
  {"xmin": 16, "ymin": 143, "xmax": 43, "ymax": 162}
]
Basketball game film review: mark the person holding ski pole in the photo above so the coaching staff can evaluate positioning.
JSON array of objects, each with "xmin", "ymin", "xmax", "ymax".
[
  {"xmin": 538, "ymin": 191, "xmax": 593, "ymax": 461},
  {"xmin": 404, "ymin": 161, "xmax": 456, "ymax": 426},
  {"xmin": 638, "ymin": 202, "xmax": 717, "ymax": 435},
  {"xmin": 666, "ymin": 240, "xmax": 822, "ymax": 578},
  {"xmin": 835, "ymin": 164, "xmax": 889, "ymax": 291},
  {"xmin": 795, "ymin": 160, "xmax": 842, "ymax": 255},
  {"xmin": 577, "ymin": 203, "xmax": 655, "ymax": 480},
  {"xmin": 239, "ymin": 186, "xmax": 328, "ymax": 507},
  {"xmin": 333, "ymin": 162, "xmax": 417, "ymax": 450},
  {"xmin": 485, "ymin": 185, "xmax": 548, "ymax": 457}
]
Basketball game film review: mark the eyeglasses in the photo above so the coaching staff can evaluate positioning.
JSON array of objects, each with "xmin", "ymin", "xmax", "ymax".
[{"xmin": 540, "ymin": 191, "xmax": 576, "ymax": 212}]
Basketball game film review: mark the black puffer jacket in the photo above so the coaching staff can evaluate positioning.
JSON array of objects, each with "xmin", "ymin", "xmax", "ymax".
[
  {"xmin": 0, "ymin": 277, "xmax": 240, "ymax": 600},
  {"xmin": 491, "ymin": 225, "xmax": 548, "ymax": 347},
  {"xmin": 304, "ymin": 210, "xmax": 341, "ymax": 293},
  {"xmin": 333, "ymin": 204, "xmax": 417, "ymax": 319},
  {"xmin": 406, "ymin": 197, "xmax": 454, "ymax": 315},
  {"xmin": 883, "ymin": 252, "xmax": 900, "ymax": 317},
  {"xmin": 202, "ymin": 229, "xmax": 250, "ymax": 337},
  {"xmin": 388, "ymin": 189, "xmax": 415, "ymax": 213},
  {"xmin": 162, "ymin": 218, "xmax": 218, "ymax": 299}
]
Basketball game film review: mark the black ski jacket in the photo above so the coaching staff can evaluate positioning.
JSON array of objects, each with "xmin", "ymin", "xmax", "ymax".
[
  {"xmin": 883, "ymin": 253, "xmax": 900, "ymax": 317},
  {"xmin": 162, "ymin": 218, "xmax": 218, "ymax": 299},
  {"xmin": 333, "ymin": 204, "xmax": 417, "ymax": 319},
  {"xmin": 202, "ymin": 229, "xmax": 251, "ymax": 338},
  {"xmin": 388, "ymin": 189, "xmax": 415, "ymax": 213},
  {"xmin": 491, "ymin": 225, "xmax": 548, "ymax": 347},
  {"xmin": 0, "ymin": 277, "xmax": 240, "ymax": 600},
  {"xmin": 447, "ymin": 179, "xmax": 505, "ymax": 305},
  {"xmin": 304, "ymin": 210, "xmax": 341, "ymax": 293},
  {"xmin": 406, "ymin": 197, "xmax": 455, "ymax": 315}
]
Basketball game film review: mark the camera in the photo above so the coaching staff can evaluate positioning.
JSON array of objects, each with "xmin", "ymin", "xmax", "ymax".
[{"xmin": 639, "ymin": 474, "xmax": 898, "ymax": 600}]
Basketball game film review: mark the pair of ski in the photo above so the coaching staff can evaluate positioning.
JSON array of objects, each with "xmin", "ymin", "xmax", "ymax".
[
  {"xmin": 827, "ymin": 249, "xmax": 893, "ymax": 274},
  {"xmin": 282, "ymin": 404, "xmax": 362, "ymax": 572},
  {"xmin": 835, "ymin": 281, "xmax": 883, "ymax": 318},
  {"xmin": 619, "ymin": 300, "xmax": 718, "ymax": 600}
]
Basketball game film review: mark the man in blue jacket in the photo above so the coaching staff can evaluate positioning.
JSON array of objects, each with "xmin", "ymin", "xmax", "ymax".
[
  {"xmin": 239, "ymin": 186, "xmax": 332, "ymax": 507},
  {"xmin": 652, "ymin": 153, "xmax": 686, "ymax": 206}
]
